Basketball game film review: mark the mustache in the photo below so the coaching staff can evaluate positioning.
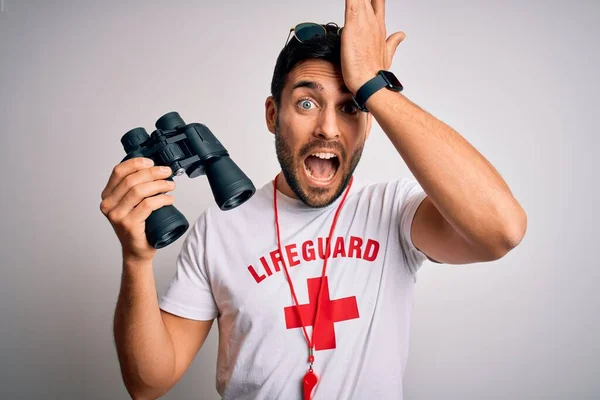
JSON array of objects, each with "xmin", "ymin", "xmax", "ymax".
[{"xmin": 299, "ymin": 140, "xmax": 347, "ymax": 160}]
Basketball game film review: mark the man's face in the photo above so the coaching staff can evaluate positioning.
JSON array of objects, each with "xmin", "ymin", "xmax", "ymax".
[{"xmin": 266, "ymin": 59, "xmax": 371, "ymax": 208}]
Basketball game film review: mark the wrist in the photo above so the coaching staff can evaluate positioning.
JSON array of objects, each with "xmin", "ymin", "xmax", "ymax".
[
  {"xmin": 123, "ymin": 254, "xmax": 154, "ymax": 271},
  {"xmin": 349, "ymin": 71, "xmax": 379, "ymax": 95},
  {"xmin": 363, "ymin": 85, "xmax": 391, "ymax": 110}
]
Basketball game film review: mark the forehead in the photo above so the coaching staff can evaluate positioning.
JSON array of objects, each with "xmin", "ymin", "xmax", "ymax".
[{"xmin": 284, "ymin": 59, "xmax": 351, "ymax": 95}]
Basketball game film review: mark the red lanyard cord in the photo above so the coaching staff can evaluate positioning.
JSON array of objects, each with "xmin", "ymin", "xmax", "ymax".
[{"xmin": 273, "ymin": 174, "xmax": 354, "ymax": 367}]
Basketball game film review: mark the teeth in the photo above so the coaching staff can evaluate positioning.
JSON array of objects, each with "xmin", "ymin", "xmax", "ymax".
[{"xmin": 311, "ymin": 152, "xmax": 337, "ymax": 159}]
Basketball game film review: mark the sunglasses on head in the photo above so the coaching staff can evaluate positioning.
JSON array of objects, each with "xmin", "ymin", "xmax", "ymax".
[{"xmin": 284, "ymin": 22, "xmax": 343, "ymax": 47}]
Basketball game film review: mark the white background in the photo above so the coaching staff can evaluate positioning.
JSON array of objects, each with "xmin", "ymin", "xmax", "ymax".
[{"xmin": 0, "ymin": 0, "xmax": 598, "ymax": 398}]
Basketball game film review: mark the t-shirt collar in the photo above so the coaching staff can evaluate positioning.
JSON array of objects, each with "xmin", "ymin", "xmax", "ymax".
[{"xmin": 265, "ymin": 177, "xmax": 357, "ymax": 212}]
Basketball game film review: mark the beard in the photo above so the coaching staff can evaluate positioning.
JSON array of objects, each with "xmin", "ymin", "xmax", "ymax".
[{"xmin": 274, "ymin": 116, "xmax": 364, "ymax": 208}]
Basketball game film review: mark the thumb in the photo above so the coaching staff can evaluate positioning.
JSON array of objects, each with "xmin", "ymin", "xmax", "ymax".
[{"xmin": 385, "ymin": 31, "xmax": 406, "ymax": 68}]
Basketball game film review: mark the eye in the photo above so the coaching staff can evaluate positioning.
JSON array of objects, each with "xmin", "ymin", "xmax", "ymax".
[
  {"xmin": 297, "ymin": 97, "xmax": 315, "ymax": 110},
  {"xmin": 341, "ymin": 102, "xmax": 359, "ymax": 114}
]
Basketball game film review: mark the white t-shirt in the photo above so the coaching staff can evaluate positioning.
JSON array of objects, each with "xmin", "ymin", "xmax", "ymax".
[{"xmin": 159, "ymin": 176, "xmax": 429, "ymax": 400}]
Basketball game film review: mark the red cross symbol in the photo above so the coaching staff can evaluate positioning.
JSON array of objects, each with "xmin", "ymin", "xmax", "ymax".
[{"xmin": 284, "ymin": 276, "xmax": 360, "ymax": 350}]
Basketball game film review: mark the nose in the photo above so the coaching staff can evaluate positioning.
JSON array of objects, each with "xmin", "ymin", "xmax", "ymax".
[{"xmin": 313, "ymin": 106, "xmax": 340, "ymax": 141}]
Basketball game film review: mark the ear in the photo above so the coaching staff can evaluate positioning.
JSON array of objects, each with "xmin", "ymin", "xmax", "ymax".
[{"xmin": 265, "ymin": 96, "xmax": 277, "ymax": 134}]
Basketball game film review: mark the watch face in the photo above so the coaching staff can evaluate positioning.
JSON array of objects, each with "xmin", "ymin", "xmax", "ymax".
[{"xmin": 381, "ymin": 70, "xmax": 402, "ymax": 90}]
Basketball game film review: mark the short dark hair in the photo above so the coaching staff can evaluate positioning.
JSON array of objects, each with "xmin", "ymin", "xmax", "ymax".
[{"xmin": 270, "ymin": 24, "xmax": 342, "ymax": 109}]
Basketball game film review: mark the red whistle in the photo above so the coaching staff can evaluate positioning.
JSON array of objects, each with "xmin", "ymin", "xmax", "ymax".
[{"xmin": 303, "ymin": 369, "xmax": 318, "ymax": 400}]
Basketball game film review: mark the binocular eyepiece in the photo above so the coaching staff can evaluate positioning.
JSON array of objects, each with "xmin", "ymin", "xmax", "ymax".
[{"xmin": 120, "ymin": 111, "xmax": 256, "ymax": 249}]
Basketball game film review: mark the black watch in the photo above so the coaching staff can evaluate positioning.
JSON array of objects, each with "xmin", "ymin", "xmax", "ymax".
[{"xmin": 352, "ymin": 70, "xmax": 403, "ymax": 112}]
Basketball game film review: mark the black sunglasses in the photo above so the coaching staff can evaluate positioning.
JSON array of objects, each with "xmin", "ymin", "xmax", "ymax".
[{"xmin": 284, "ymin": 22, "xmax": 343, "ymax": 47}]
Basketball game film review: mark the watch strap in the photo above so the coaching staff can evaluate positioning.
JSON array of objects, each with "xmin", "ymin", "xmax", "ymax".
[{"xmin": 352, "ymin": 70, "xmax": 403, "ymax": 112}]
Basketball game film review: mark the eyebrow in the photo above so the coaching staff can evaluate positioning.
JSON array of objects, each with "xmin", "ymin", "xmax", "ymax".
[{"xmin": 291, "ymin": 80, "xmax": 353, "ymax": 95}]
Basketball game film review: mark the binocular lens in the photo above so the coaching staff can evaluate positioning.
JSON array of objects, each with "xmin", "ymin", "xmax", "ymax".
[
  {"xmin": 154, "ymin": 225, "xmax": 188, "ymax": 249},
  {"xmin": 121, "ymin": 127, "xmax": 150, "ymax": 153},
  {"xmin": 144, "ymin": 204, "xmax": 189, "ymax": 249},
  {"xmin": 156, "ymin": 112, "xmax": 186, "ymax": 131},
  {"xmin": 222, "ymin": 189, "xmax": 255, "ymax": 210},
  {"xmin": 206, "ymin": 156, "xmax": 256, "ymax": 211}
]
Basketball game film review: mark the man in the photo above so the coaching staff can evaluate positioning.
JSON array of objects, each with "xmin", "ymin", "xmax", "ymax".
[{"xmin": 100, "ymin": 1, "xmax": 527, "ymax": 399}]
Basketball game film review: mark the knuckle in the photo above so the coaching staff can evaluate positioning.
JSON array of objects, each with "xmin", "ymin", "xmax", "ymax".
[
  {"xmin": 131, "ymin": 185, "xmax": 145, "ymax": 199},
  {"xmin": 122, "ymin": 174, "xmax": 135, "ymax": 188},
  {"xmin": 107, "ymin": 209, "xmax": 122, "ymax": 223},
  {"xmin": 139, "ymin": 197, "xmax": 154, "ymax": 212},
  {"xmin": 112, "ymin": 164, "xmax": 124, "ymax": 179},
  {"xmin": 99, "ymin": 200, "xmax": 110, "ymax": 215}
]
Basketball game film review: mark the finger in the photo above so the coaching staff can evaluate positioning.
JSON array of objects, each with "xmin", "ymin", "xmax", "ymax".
[
  {"xmin": 124, "ymin": 194, "xmax": 176, "ymax": 227},
  {"xmin": 371, "ymin": 0, "xmax": 385, "ymax": 21},
  {"xmin": 100, "ymin": 166, "xmax": 172, "ymax": 216},
  {"xmin": 345, "ymin": 0, "xmax": 363, "ymax": 21},
  {"xmin": 106, "ymin": 179, "xmax": 175, "ymax": 223},
  {"xmin": 387, "ymin": 31, "xmax": 406, "ymax": 51},
  {"xmin": 101, "ymin": 157, "xmax": 154, "ymax": 200},
  {"xmin": 362, "ymin": 0, "xmax": 375, "ymax": 16},
  {"xmin": 385, "ymin": 31, "xmax": 406, "ymax": 68}
]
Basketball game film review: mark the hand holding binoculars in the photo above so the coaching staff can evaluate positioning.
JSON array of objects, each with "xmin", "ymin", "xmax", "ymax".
[{"xmin": 120, "ymin": 111, "xmax": 255, "ymax": 249}]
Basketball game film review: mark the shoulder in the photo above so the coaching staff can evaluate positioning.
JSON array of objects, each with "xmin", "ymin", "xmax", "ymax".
[{"xmin": 350, "ymin": 176, "xmax": 422, "ymax": 205}]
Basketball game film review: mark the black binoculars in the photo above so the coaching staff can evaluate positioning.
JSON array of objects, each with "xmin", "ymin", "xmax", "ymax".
[{"xmin": 120, "ymin": 111, "xmax": 256, "ymax": 249}]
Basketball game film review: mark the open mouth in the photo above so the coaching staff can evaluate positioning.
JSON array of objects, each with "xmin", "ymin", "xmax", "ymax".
[{"xmin": 303, "ymin": 152, "xmax": 341, "ymax": 183}]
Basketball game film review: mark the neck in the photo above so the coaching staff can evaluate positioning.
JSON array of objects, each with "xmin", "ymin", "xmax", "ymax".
[{"xmin": 275, "ymin": 172, "xmax": 298, "ymax": 199}]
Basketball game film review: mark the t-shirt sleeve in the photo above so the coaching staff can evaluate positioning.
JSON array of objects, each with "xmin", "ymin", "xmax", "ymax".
[
  {"xmin": 158, "ymin": 211, "xmax": 219, "ymax": 321},
  {"xmin": 397, "ymin": 178, "xmax": 429, "ymax": 275}
]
